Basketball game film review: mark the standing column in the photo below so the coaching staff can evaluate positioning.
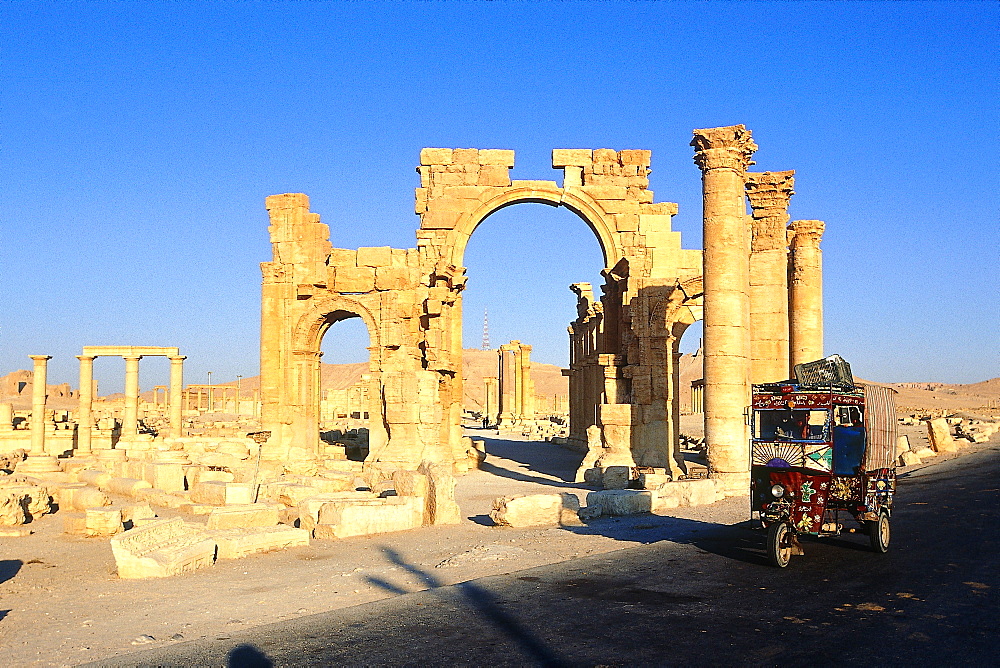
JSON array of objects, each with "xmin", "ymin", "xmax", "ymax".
[
  {"xmin": 497, "ymin": 345, "xmax": 517, "ymax": 427},
  {"xmin": 692, "ymin": 124, "xmax": 758, "ymax": 491},
  {"xmin": 29, "ymin": 355, "xmax": 52, "ymax": 454},
  {"xmin": 518, "ymin": 344, "xmax": 533, "ymax": 422},
  {"xmin": 746, "ymin": 171, "xmax": 795, "ymax": 383},
  {"xmin": 122, "ymin": 355, "xmax": 142, "ymax": 441},
  {"xmin": 76, "ymin": 355, "xmax": 96, "ymax": 455},
  {"xmin": 511, "ymin": 342, "xmax": 523, "ymax": 422},
  {"xmin": 483, "ymin": 377, "xmax": 498, "ymax": 425},
  {"xmin": 168, "ymin": 355, "xmax": 185, "ymax": 438},
  {"xmin": 788, "ymin": 219, "xmax": 826, "ymax": 369}
]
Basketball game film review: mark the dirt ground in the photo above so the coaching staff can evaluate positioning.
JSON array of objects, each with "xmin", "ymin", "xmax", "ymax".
[{"xmin": 1, "ymin": 429, "xmax": 997, "ymax": 667}]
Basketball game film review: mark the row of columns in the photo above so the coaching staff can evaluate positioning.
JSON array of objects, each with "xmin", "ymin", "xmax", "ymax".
[
  {"xmin": 692, "ymin": 125, "xmax": 825, "ymax": 489},
  {"xmin": 496, "ymin": 340, "xmax": 534, "ymax": 427},
  {"xmin": 26, "ymin": 353, "xmax": 186, "ymax": 457}
]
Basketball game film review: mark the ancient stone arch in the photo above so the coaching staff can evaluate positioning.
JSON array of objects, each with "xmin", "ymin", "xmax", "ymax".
[{"xmin": 259, "ymin": 128, "xmax": 826, "ymax": 494}]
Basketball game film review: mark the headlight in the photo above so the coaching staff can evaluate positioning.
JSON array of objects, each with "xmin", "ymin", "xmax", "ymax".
[{"xmin": 770, "ymin": 484, "xmax": 785, "ymax": 498}]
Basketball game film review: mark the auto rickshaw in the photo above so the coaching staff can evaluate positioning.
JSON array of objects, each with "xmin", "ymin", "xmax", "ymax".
[{"xmin": 750, "ymin": 355, "xmax": 898, "ymax": 567}]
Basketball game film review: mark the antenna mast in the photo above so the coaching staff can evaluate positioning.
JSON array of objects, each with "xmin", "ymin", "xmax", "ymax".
[{"xmin": 481, "ymin": 308, "xmax": 491, "ymax": 350}]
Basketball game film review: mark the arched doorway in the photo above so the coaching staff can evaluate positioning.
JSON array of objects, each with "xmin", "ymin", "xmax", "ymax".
[{"xmin": 318, "ymin": 312, "xmax": 376, "ymax": 462}]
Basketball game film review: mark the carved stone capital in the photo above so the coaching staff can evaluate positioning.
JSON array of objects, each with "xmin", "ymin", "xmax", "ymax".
[
  {"xmin": 745, "ymin": 171, "xmax": 795, "ymax": 210},
  {"xmin": 747, "ymin": 171, "xmax": 795, "ymax": 251},
  {"xmin": 691, "ymin": 125, "xmax": 757, "ymax": 173},
  {"xmin": 788, "ymin": 219, "xmax": 825, "ymax": 247}
]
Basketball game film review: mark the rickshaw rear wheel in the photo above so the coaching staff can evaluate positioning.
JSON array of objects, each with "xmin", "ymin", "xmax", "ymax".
[
  {"xmin": 767, "ymin": 522, "xmax": 794, "ymax": 568},
  {"xmin": 868, "ymin": 511, "xmax": 890, "ymax": 553}
]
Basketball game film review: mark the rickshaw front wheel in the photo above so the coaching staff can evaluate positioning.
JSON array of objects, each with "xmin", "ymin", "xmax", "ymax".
[
  {"xmin": 767, "ymin": 522, "xmax": 794, "ymax": 568},
  {"xmin": 868, "ymin": 511, "xmax": 890, "ymax": 553}
]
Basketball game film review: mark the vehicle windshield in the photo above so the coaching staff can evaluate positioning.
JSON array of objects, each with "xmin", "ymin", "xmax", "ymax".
[{"xmin": 755, "ymin": 409, "xmax": 828, "ymax": 441}]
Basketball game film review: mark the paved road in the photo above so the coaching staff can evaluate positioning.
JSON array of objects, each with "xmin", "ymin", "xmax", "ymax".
[{"xmin": 95, "ymin": 446, "xmax": 1000, "ymax": 667}]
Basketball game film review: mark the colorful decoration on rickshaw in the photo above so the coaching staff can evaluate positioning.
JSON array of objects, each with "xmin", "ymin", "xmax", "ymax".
[
  {"xmin": 752, "ymin": 442, "xmax": 804, "ymax": 468},
  {"xmin": 803, "ymin": 444, "xmax": 833, "ymax": 472},
  {"xmin": 829, "ymin": 475, "xmax": 861, "ymax": 502}
]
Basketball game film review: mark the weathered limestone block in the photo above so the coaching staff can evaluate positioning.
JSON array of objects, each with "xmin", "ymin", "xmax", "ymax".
[
  {"xmin": 179, "ymin": 503, "xmax": 216, "ymax": 516},
  {"xmin": 313, "ymin": 496, "xmax": 423, "ymax": 539},
  {"xmin": 297, "ymin": 492, "xmax": 378, "ymax": 533},
  {"xmin": 85, "ymin": 507, "xmax": 123, "ymax": 536},
  {"xmin": 1, "ymin": 484, "xmax": 53, "ymax": 521},
  {"xmin": 79, "ymin": 469, "xmax": 112, "ymax": 488},
  {"xmin": 638, "ymin": 473, "xmax": 672, "ymax": 490},
  {"xmin": 0, "ymin": 490, "xmax": 27, "ymax": 525},
  {"xmin": 584, "ymin": 490, "xmax": 653, "ymax": 518},
  {"xmin": 102, "ymin": 477, "xmax": 153, "ymax": 498},
  {"xmin": 144, "ymin": 463, "xmax": 185, "ymax": 493},
  {"xmin": 489, "ymin": 493, "xmax": 582, "ymax": 527},
  {"xmin": 206, "ymin": 503, "xmax": 281, "ymax": 530},
  {"xmin": 357, "ymin": 246, "xmax": 393, "ymax": 267},
  {"xmin": 652, "ymin": 480, "xmax": 724, "ymax": 510},
  {"xmin": 898, "ymin": 451, "xmax": 922, "ymax": 466},
  {"xmin": 59, "ymin": 484, "xmax": 110, "ymax": 511},
  {"xmin": 334, "ymin": 266, "xmax": 376, "ymax": 293},
  {"xmin": 602, "ymin": 466, "xmax": 630, "ymax": 490},
  {"xmin": 299, "ymin": 473, "xmax": 357, "ymax": 494},
  {"xmin": 134, "ymin": 488, "xmax": 189, "ymax": 509},
  {"xmin": 417, "ymin": 461, "xmax": 461, "ymax": 525},
  {"xmin": 197, "ymin": 452, "xmax": 242, "ymax": 469},
  {"xmin": 210, "ymin": 526, "xmax": 310, "ymax": 560},
  {"xmin": 191, "ymin": 481, "xmax": 255, "ymax": 506},
  {"xmin": 478, "ymin": 149, "xmax": 515, "ymax": 166},
  {"xmin": 392, "ymin": 470, "xmax": 429, "ymax": 499},
  {"xmin": 913, "ymin": 446, "xmax": 937, "ymax": 459},
  {"xmin": 110, "ymin": 518, "xmax": 216, "ymax": 579},
  {"xmin": 121, "ymin": 503, "xmax": 156, "ymax": 524},
  {"xmin": 927, "ymin": 418, "xmax": 958, "ymax": 452},
  {"xmin": 895, "ymin": 435, "xmax": 911, "ymax": 457}
]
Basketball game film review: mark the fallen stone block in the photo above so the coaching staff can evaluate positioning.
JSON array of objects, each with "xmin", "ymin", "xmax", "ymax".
[
  {"xmin": 135, "ymin": 488, "xmax": 189, "ymax": 509},
  {"xmin": 898, "ymin": 451, "xmax": 922, "ymax": 466},
  {"xmin": 102, "ymin": 477, "xmax": 153, "ymax": 498},
  {"xmin": 0, "ymin": 527, "xmax": 31, "ymax": 537},
  {"xmin": 190, "ymin": 481, "xmax": 255, "ymax": 505},
  {"xmin": 179, "ymin": 503, "xmax": 216, "ymax": 516},
  {"xmin": 913, "ymin": 446, "xmax": 937, "ymax": 459},
  {"xmin": 85, "ymin": 507, "xmax": 123, "ymax": 536},
  {"xmin": 210, "ymin": 526, "xmax": 310, "ymax": 560},
  {"xmin": 490, "ymin": 493, "xmax": 581, "ymax": 527},
  {"xmin": 58, "ymin": 484, "xmax": 111, "ymax": 511},
  {"xmin": 927, "ymin": 418, "xmax": 958, "ymax": 453},
  {"xmin": 1, "ymin": 484, "xmax": 53, "ymax": 521},
  {"xmin": 143, "ymin": 463, "xmax": 186, "ymax": 493},
  {"xmin": 313, "ymin": 496, "xmax": 423, "ymax": 539},
  {"xmin": 418, "ymin": 461, "xmax": 461, "ymax": 525},
  {"xmin": 602, "ymin": 466, "xmax": 630, "ymax": 490},
  {"xmin": 301, "ymin": 473, "xmax": 358, "ymax": 494},
  {"xmin": 110, "ymin": 518, "xmax": 217, "ymax": 579},
  {"xmin": 1, "ymin": 490, "xmax": 27, "ymax": 526},
  {"xmin": 207, "ymin": 503, "xmax": 281, "ymax": 530},
  {"xmin": 638, "ymin": 473, "xmax": 671, "ymax": 490},
  {"xmin": 585, "ymin": 490, "xmax": 653, "ymax": 517},
  {"xmin": 297, "ymin": 492, "xmax": 379, "ymax": 533}
]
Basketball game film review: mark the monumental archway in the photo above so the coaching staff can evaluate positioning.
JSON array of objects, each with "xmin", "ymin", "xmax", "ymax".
[{"xmin": 259, "ymin": 131, "xmax": 827, "ymax": 496}]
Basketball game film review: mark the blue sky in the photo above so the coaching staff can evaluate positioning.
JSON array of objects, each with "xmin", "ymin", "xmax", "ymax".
[{"xmin": 2, "ymin": 1, "xmax": 997, "ymax": 394}]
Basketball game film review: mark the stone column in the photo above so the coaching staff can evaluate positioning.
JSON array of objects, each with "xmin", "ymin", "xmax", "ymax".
[
  {"xmin": 29, "ymin": 355, "xmax": 52, "ymax": 454},
  {"xmin": 497, "ymin": 345, "xmax": 516, "ymax": 427},
  {"xmin": 168, "ymin": 356, "xmax": 185, "ymax": 438},
  {"xmin": 746, "ymin": 171, "xmax": 794, "ymax": 384},
  {"xmin": 483, "ymin": 376, "xmax": 498, "ymax": 425},
  {"xmin": 76, "ymin": 355, "xmax": 96, "ymax": 455},
  {"xmin": 518, "ymin": 344, "xmax": 533, "ymax": 422},
  {"xmin": 692, "ymin": 124, "xmax": 758, "ymax": 491},
  {"xmin": 511, "ymin": 342, "xmax": 523, "ymax": 422},
  {"xmin": 788, "ymin": 219, "xmax": 826, "ymax": 369},
  {"xmin": 122, "ymin": 355, "xmax": 142, "ymax": 441}
]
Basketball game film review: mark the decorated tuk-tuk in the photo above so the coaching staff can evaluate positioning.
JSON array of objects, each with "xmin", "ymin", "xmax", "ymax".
[{"xmin": 750, "ymin": 355, "xmax": 898, "ymax": 567}]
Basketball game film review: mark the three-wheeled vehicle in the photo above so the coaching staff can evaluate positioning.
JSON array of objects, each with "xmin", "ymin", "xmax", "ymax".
[{"xmin": 750, "ymin": 355, "xmax": 898, "ymax": 567}]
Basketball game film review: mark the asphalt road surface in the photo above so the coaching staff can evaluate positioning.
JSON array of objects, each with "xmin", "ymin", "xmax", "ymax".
[{"xmin": 95, "ymin": 445, "xmax": 1000, "ymax": 667}]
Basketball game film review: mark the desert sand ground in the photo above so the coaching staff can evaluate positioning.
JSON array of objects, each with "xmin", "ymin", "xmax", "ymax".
[{"xmin": 2, "ymin": 425, "xmax": 999, "ymax": 667}]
